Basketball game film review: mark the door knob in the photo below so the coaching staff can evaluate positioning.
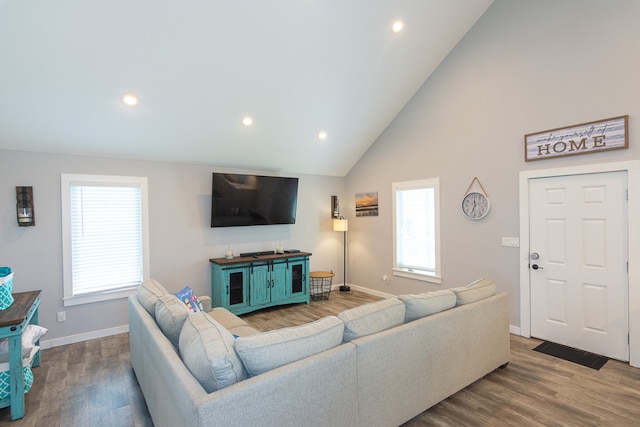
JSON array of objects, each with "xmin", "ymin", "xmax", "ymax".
[
  {"xmin": 530, "ymin": 252, "xmax": 540, "ymax": 260},
  {"xmin": 531, "ymin": 264, "xmax": 543, "ymax": 270}
]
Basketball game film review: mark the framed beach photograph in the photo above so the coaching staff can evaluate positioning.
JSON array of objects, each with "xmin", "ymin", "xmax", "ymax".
[{"xmin": 355, "ymin": 192, "xmax": 379, "ymax": 217}]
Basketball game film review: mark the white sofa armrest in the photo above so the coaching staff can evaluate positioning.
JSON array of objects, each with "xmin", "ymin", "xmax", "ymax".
[{"xmin": 199, "ymin": 295, "xmax": 212, "ymax": 312}]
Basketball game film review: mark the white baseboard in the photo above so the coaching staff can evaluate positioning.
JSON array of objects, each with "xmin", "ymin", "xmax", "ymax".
[
  {"xmin": 39, "ymin": 325, "xmax": 129, "ymax": 350},
  {"xmin": 510, "ymin": 325, "xmax": 521, "ymax": 335},
  {"xmin": 331, "ymin": 283, "xmax": 395, "ymax": 299}
]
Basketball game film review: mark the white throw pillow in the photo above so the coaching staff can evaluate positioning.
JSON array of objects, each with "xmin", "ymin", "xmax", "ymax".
[
  {"xmin": 338, "ymin": 298, "xmax": 405, "ymax": 343},
  {"xmin": 0, "ymin": 324, "xmax": 47, "ymax": 363},
  {"xmin": 398, "ymin": 290, "xmax": 457, "ymax": 322},
  {"xmin": 22, "ymin": 324, "xmax": 48, "ymax": 347},
  {"xmin": 234, "ymin": 316, "xmax": 344, "ymax": 376},
  {"xmin": 179, "ymin": 312, "xmax": 247, "ymax": 392}
]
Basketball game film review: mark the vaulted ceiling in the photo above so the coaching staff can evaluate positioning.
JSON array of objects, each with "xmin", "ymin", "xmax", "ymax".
[{"xmin": 0, "ymin": 0, "xmax": 493, "ymax": 176}]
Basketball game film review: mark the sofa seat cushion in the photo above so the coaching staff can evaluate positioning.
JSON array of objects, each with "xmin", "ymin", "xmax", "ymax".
[
  {"xmin": 208, "ymin": 307, "xmax": 250, "ymax": 330},
  {"xmin": 137, "ymin": 279, "xmax": 169, "ymax": 317},
  {"xmin": 155, "ymin": 294, "xmax": 190, "ymax": 348},
  {"xmin": 179, "ymin": 312, "xmax": 248, "ymax": 392},
  {"xmin": 234, "ymin": 316, "xmax": 344, "ymax": 376},
  {"xmin": 227, "ymin": 325, "xmax": 259, "ymax": 337},
  {"xmin": 451, "ymin": 278, "xmax": 497, "ymax": 306},
  {"xmin": 338, "ymin": 298, "xmax": 405, "ymax": 343},
  {"xmin": 205, "ymin": 307, "xmax": 258, "ymax": 337},
  {"xmin": 398, "ymin": 290, "xmax": 457, "ymax": 322}
]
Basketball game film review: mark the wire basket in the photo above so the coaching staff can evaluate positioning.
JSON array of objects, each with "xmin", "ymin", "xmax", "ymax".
[{"xmin": 310, "ymin": 271, "xmax": 334, "ymax": 301}]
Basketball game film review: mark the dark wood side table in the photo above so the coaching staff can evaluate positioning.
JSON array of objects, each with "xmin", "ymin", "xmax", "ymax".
[{"xmin": 0, "ymin": 290, "xmax": 41, "ymax": 420}]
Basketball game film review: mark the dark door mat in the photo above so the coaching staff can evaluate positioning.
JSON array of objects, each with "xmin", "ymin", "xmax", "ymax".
[{"xmin": 533, "ymin": 341, "xmax": 608, "ymax": 370}]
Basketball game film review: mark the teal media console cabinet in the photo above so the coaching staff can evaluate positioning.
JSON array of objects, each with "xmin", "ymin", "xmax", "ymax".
[{"xmin": 210, "ymin": 252, "xmax": 311, "ymax": 315}]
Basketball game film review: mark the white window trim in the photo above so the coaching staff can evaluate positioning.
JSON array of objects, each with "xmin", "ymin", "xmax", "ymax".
[
  {"xmin": 61, "ymin": 174, "xmax": 150, "ymax": 307},
  {"xmin": 392, "ymin": 178, "xmax": 442, "ymax": 284}
]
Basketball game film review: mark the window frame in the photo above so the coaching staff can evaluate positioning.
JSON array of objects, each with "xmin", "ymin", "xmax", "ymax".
[
  {"xmin": 61, "ymin": 174, "xmax": 150, "ymax": 307},
  {"xmin": 392, "ymin": 178, "xmax": 442, "ymax": 284}
]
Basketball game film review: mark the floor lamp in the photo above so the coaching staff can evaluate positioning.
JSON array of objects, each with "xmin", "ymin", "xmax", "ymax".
[{"xmin": 333, "ymin": 217, "xmax": 350, "ymax": 292}]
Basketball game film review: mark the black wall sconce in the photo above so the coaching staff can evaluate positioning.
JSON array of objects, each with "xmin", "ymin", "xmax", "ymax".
[
  {"xmin": 16, "ymin": 186, "xmax": 35, "ymax": 227},
  {"xmin": 331, "ymin": 195, "xmax": 339, "ymax": 219}
]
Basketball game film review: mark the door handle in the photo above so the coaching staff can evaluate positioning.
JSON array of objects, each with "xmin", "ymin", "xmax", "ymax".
[{"xmin": 531, "ymin": 264, "xmax": 544, "ymax": 270}]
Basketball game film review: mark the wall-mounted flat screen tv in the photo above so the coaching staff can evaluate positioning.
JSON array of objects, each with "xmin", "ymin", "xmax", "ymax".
[{"xmin": 211, "ymin": 173, "xmax": 299, "ymax": 227}]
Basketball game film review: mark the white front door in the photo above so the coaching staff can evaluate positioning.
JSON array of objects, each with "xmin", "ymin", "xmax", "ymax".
[{"xmin": 529, "ymin": 171, "xmax": 629, "ymax": 361}]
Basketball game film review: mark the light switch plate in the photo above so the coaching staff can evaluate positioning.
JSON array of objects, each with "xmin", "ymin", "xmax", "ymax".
[{"xmin": 501, "ymin": 237, "xmax": 520, "ymax": 247}]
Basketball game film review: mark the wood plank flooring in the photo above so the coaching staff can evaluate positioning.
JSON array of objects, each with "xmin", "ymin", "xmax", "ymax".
[
  {"xmin": 240, "ymin": 289, "xmax": 381, "ymax": 331},
  {"xmin": 2, "ymin": 290, "xmax": 640, "ymax": 426}
]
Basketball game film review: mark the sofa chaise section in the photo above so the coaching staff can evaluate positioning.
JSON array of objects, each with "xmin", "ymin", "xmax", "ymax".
[
  {"xmin": 353, "ymin": 292, "xmax": 510, "ymax": 427},
  {"xmin": 129, "ymin": 293, "xmax": 359, "ymax": 427}
]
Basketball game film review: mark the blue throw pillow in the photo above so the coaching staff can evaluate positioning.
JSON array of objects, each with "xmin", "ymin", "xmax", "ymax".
[{"xmin": 174, "ymin": 286, "xmax": 204, "ymax": 313}]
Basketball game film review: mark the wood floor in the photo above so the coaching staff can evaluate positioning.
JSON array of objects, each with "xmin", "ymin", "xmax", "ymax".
[{"xmin": 2, "ymin": 290, "xmax": 640, "ymax": 426}]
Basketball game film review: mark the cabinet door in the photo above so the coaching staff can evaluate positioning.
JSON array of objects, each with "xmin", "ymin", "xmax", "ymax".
[
  {"xmin": 270, "ymin": 262, "xmax": 288, "ymax": 303},
  {"xmin": 288, "ymin": 259, "xmax": 307, "ymax": 296},
  {"xmin": 250, "ymin": 264, "xmax": 270, "ymax": 306},
  {"xmin": 224, "ymin": 267, "xmax": 249, "ymax": 309}
]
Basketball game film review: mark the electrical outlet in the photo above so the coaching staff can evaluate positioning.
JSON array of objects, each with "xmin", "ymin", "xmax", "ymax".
[
  {"xmin": 383, "ymin": 275, "xmax": 389, "ymax": 285},
  {"xmin": 57, "ymin": 311, "xmax": 66, "ymax": 322}
]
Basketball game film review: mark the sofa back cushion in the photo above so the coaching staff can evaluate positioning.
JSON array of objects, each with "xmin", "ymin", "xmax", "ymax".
[
  {"xmin": 338, "ymin": 298, "xmax": 405, "ymax": 343},
  {"xmin": 234, "ymin": 316, "xmax": 344, "ymax": 376},
  {"xmin": 179, "ymin": 312, "xmax": 248, "ymax": 392},
  {"xmin": 451, "ymin": 278, "xmax": 497, "ymax": 306},
  {"xmin": 155, "ymin": 294, "xmax": 190, "ymax": 348},
  {"xmin": 398, "ymin": 290, "xmax": 457, "ymax": 322},
  {"xmin": 137, "ymin": 279, "xmax": 169, "ymax": 317}
]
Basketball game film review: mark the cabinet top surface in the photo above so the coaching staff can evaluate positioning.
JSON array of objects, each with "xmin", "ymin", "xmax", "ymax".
[
  {"xmin": 0, "ymin": 290, "xmax": 41, "ymax": 327},
  {"xmin": 210, "ymin": 251, "xmax": 312, "ymax": 266}
]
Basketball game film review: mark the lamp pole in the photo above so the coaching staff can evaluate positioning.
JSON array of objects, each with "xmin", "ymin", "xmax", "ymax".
[
  {"xmin": 340, "ymin": 224, "xmax": 350, "ymax": 292},
  {"xmin": 333, "ymin": 216, "xmax": 350, "ymax": 292}
]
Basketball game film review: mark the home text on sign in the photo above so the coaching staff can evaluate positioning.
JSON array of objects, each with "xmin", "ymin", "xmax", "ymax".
[{"xmin": 524, "ymin": 115, "xmax": 628, "ymax": 162}]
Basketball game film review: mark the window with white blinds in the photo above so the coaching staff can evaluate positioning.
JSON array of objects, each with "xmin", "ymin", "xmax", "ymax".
[
  {"xmin": 61, "ymin": 174, "xmax": 149, "ymax": 306},
  {"xmin": 392, "ymin": 178, "xmax": 441, "ymax": 284}
]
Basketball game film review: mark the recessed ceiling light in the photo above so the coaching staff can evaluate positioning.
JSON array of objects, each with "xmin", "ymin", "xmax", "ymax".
[
  {"xmin": 242, "ymin": 116, "xmax": 254, "ymax": 126},
  {"xmin": 121, "ymin": 93, "xmax": 138, "ymax": 107},
  {"xmin": 392, "ymin": 20, "xmax": 404, "ymax": 33},
  {"xmin": 317, "ymin": 131, "xmax": 328, "ymax": 140}
]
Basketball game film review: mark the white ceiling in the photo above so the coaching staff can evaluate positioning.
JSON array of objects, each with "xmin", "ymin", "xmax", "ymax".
[{"xmin": 0, "ymin": 0, "xmax": 493, "ymax": 177}]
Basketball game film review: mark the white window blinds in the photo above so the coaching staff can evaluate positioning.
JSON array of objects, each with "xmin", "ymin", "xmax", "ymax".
[
  {"xmin": 70, "ymin": 185, "xmax": 143, "ymax": 294},
  {"xmin": 62, "ymin": 174, "xmax": 149, "ymax": 306}
]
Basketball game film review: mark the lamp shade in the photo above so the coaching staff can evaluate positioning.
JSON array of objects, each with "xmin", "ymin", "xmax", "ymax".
[{"xmin": 333, "ymin": 218, "xmax": 348, "ymax": 232}]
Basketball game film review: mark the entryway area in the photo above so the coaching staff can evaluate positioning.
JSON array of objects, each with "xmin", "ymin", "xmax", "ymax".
[{"xmin": 519, "ymin": 160, "xmax": 640, "ymax": 367}]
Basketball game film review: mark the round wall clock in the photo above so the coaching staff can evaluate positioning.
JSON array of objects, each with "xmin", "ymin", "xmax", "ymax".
[{"xmin": 461, "ymin": 178, "xmax": 490, "ymax": 220}]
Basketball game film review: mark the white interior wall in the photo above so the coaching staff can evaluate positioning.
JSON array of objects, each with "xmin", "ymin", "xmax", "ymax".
[
  {"xmin": 0, "ymin": 149, "xmax": 346, "ymax": 345},
  {"xmin": 344, "ymin": 0, "xmax": 640, "ymax": 330}
]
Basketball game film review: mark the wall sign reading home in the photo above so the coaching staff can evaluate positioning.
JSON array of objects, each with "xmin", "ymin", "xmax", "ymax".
[{"xmin": 524, "ymin": 115, "xmax": 628, "ymax": 162}]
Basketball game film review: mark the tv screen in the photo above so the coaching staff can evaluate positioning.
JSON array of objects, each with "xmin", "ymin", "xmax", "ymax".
[{"xmin": 211, "ymin": 173, "xmax": 299, "ymax": 227}]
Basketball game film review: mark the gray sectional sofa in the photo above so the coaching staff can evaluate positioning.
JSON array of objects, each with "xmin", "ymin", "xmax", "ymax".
[{"xmin": 129, "ymin": 278, "xmax": 510, "ymax": 427}]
